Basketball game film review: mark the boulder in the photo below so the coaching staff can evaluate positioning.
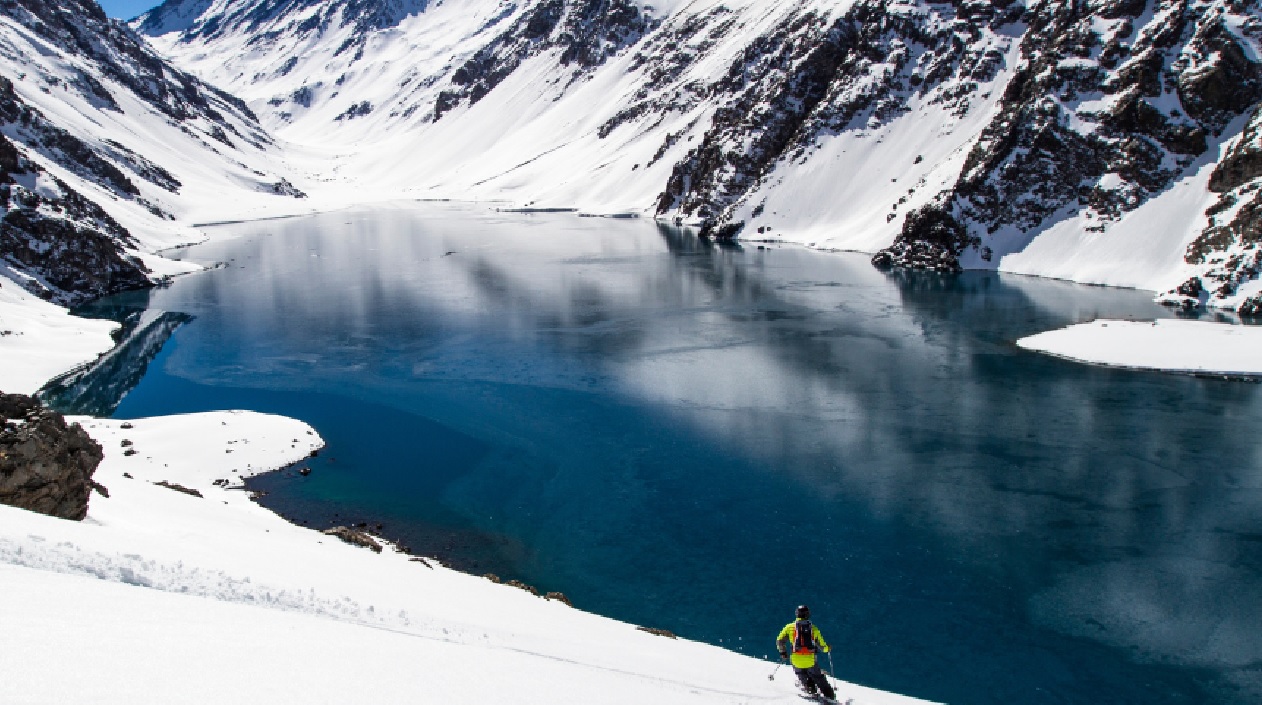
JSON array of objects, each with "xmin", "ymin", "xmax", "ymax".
[{"xmin": 0, "ymin": 393, "xmax": 104, "ymax": 520}]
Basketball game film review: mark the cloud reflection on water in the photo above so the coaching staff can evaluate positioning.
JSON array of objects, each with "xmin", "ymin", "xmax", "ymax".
[{"xmin": 118, "ymin": 203, "xmax": 1262, "ymax": 704}]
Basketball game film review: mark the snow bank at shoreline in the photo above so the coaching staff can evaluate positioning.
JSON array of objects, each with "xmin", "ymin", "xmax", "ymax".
[
  {"xmin": 0, "ymin": 411, "xmax": 934, "ymax": 705},
  {"xmin": 0, "ymin": 276, "xmax": 119, "ymax": 394},
  {"xmin": 1017, "ymin": 319, "xmax": 1262, "ymax": 377}
]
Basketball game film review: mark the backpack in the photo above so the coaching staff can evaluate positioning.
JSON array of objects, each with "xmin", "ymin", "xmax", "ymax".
[{"xmin": 793, "ymin": 620, "xmax": 816, "ymax": 655}]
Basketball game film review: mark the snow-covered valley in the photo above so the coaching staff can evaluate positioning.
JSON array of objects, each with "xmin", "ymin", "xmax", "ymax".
[{"xmin": 4, "ymin": 0, "xmax": 1262, "ymax": 703}]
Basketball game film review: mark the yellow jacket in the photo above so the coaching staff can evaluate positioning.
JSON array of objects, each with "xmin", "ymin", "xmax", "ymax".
[{"xmin": 777, "ymin": 620, "xmax": 830, "ymax": 669}]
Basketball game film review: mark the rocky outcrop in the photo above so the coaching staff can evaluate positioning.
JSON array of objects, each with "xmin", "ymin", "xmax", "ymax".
[
  {"xmin": 0, "ymin": 0, "xmax": 283, "ymax": 307},
  {"xmin": 142, "ymin": 0, "xmax": 428, "ymax": 59},
  {"xmin": 872, "ymin": 203, "xmax": 977, "ymax": 272},
  {"xmin": 1171, "ymin": 102, "xmax": 1262, "ymax": 313},
  {"xmin": 878, "ymin": 0, "xmax": 1262, "ymax": 272},
  {"xmin": 322, "ymin": 525, "xmax": 383, "ymax": 553},
  {"xmin": 434, "ymin": 0, "xmax": 655, "ymax": 119},
  {"xmin": 635, "ymin": 625, "xmax": 677, "ymax": 639},
  {"xmin": 652, "ymin": 0, "xmax": 1021, "ymax": 232},
  {"xmin": 544, "ymin": 591, "xmax": 572, "ymax": 606},
  {"xmin": 154, "ymin": 480, "xmax": 203, "ymax": 498},
  {"xmin": 9, "ymin": 0, "xmax": 258, "ymax": 126},
  {"xmin": 0, "ymin": 130, "xmax": 152, "ymax": 306},
  {"xmin": 0, "ymin": 392, "xmax": 104, "ymax": 520}
]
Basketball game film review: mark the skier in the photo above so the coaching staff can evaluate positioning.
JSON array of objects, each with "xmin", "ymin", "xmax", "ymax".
[{"xmin": 776, "ymin": 604, "xmax": 837, "ymax": 701}]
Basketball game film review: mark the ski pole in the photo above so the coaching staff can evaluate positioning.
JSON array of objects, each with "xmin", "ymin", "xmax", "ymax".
[
  {"xmin": 769, "ymin": 661, "xmax": 783, "ymax": 681},
  {"xmin": 827, "ymin": 651, "xmax": 837, "ymax": 688}
]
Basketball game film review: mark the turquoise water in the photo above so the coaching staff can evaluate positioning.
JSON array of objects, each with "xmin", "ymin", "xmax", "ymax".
[{"xmin": 53, "ymin": 204, "xmax": 1262, "ymax": 705}]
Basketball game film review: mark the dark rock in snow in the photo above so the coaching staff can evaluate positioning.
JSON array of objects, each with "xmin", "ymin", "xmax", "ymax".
[
  {"xmin": 505, "ymin": 579, "xmax": 539, "ymax": 596},
  {"xmin": 154, "ymin": 480, "xmax": 203, "ymax": 498},
  {"xmin": 544, "ymin": 591, "xmax": 572, "ymax": 606},
  {"xmin": 0, "ymin": 392, "xmax": 104, "ymax": 520},
  {"xmin": 636, "ymin": 625, "xmax": 677, "ymax": 639},
  {"xmin": 322, "ymin": 525, "xmax": 383, "ymax": 553},
  {"xmin": 873, "ymin": 204, "xmax": 976, "ymax": 271},
  {"xmin": 434, "ymin": 0, "xmax": 656, "ymax": 119}
]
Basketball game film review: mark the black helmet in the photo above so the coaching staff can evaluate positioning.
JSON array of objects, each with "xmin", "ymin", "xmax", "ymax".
[{"xmin": 796, "ymin": 605, "xmax": 810, "ymax": 619}]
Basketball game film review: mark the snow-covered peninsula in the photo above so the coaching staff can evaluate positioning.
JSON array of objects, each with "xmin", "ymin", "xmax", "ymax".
[{"xmin": 1018, "ymin": 318, "xmax": 1262, "ymax": 378}]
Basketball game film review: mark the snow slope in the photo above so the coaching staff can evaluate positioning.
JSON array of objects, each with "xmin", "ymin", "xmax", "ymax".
[
  {"xmin": 0, "ymin": 276, "xmax": 117, "ymax": 393},
  {"xmin": 0, "ymin": 409, "xmax": 933, "ymax": 705}
]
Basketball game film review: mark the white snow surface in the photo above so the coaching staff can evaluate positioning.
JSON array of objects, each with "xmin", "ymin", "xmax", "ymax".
[
  {"xmin": 0, "ymin": 410, "xmax": 932, "ymax": 705},
  {"xmin": 1017, "ymin": 319, "xmax": 1262, "ymax": 376},
  {"xmin": 0, "ymin": 274, "xmax": 117, "ymax": 394}
]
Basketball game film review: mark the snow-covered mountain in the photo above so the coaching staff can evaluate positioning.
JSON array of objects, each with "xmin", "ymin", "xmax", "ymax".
[
  {"xmin": 3, "ymin": 0, "xmax": 1261, "ymax": 311},
  {"xmin": 0, "ymin": 0, "xmax": 308, "ymax": 305},
  {"xmin": 133, "ymin": 0, "xmax": 1262, "ymax": 313}
]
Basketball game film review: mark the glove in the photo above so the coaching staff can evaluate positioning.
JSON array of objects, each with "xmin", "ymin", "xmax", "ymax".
[{"xmin": 778, "ymin": 652, "xmax": 788, "ymax": 661}]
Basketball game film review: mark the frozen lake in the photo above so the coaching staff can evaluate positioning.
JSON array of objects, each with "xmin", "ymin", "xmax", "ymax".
[{"xmin": 49, "ymin": 203, "xmax": 1262, "ymax": 705}]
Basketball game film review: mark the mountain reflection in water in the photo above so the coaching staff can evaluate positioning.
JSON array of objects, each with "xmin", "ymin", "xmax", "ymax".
[{"xmin": 62, "ymin": 204, "xmax": 1262, "ymax": 705}]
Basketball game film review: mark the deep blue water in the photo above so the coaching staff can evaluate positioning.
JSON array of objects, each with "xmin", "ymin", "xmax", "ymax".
[{"xmin": 49, "ymin": 204, "xmax": 1262, "ymax": 705}]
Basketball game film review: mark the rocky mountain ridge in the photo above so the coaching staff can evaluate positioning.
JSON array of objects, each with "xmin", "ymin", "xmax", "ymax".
[
  {"xmin": 0, "ymin": 0, "xmax": 1254, "ymax": 314},
  {"xmin": 0, "ymin": 0, "xmax": 301, "ymax": 304},
  {"xmin": 131, "ymin": 0, "xmax": 1262, "ymax": 313}
]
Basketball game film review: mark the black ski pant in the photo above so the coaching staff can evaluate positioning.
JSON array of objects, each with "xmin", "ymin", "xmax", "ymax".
[{"xmin": 794, "ymin": 663, "xmax": 835, "ymax": 699}]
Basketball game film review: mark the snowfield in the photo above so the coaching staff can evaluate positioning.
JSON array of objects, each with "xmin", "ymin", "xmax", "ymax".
[
  {"xmin": 0, "ymin": 409, "xmax": 933, "ymax": 705},
  {"xmin": 4, "ymin": 0, "xmax": 1262, "ymax": 700},
  {"xmin": 0, "ymin": 279, "xmax": 118, "ymax": 394},
  {"xmin": 1017, "ymin": 319, "xmax": 1262, "ymax": 377}
]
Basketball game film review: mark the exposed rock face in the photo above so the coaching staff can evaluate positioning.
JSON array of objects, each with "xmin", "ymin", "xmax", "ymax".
[
  {"xmin": 7, "ymin": 0, "xmax": 258, "ymax": 125},
  {"xmin": 141, "ymin": 0, "xmax": 429, "ymax": 55},
  {"xmin": 0, "ymin": 127, "xmax": 152, "ymax": 306},
  {"xmin": 876, "ymin": 0, "xmax": 1262, "ymax": 272},
  {"xmin": 434, "ymin": 0, "xmax": 655, "ymax": 119},
  {"xmin": 653, "ymin": 0, "xmax": 1019, "ymax": 229},
  {"xmin": 871, "ymin": 203, "xmax": 976, "ymax": 272},
  {"xmin": 0, "ymin": 0, "xmax": 277, "ymax": 306},
  {"xmin": 0, "ymin": 392, "xmax": 104, "ymax": 520},
  {"xmin": 1173, "ymin": 102, "xmax": 1262, "ymax": 313}
]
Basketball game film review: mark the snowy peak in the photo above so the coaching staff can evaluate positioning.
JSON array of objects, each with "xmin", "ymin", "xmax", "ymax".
[{"xmin": 138, "ymin": 0, "xmax": 430, "ymax": 43}]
